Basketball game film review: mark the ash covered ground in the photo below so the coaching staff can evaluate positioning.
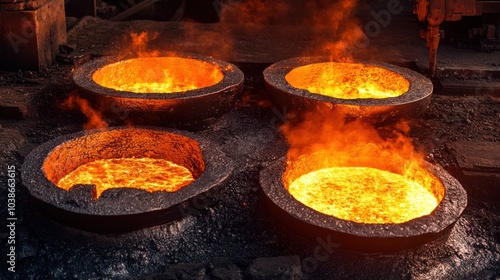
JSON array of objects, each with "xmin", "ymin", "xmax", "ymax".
[{"xmin": 0, "ymin": 61, "xmax": 499, "ymax": 279}]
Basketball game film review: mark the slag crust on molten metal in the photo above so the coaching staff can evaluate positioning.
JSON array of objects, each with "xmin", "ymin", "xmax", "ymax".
[
  {"xmin": 92, "ymin": 57, "xmax": 224, "ymax": 93},
  {"xmin": 287, "ymin": 167, "xmax": 441, "ymax": 224},
  {"xmin": 285, "ymin": 62, "xmax": 410, "ymax": 99},
  {"xmin": 42, "ymin": 128, "xmax": 206, "ymax": 200},
  {"xmin": 57, "ymin": 158, "xmax": 195, "ymax": 199}
]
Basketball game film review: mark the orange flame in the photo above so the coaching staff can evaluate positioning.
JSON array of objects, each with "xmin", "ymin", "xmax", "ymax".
[
  {"xmin": 299, "ymin": 0, "xmax": 364, "ymax": 60},
  {"xmin": 281, "ymin": 110, "xmax": 444, "ymax": 224},
  {"xmin": 61, "ymin": 95, "xmax": 108, "ymax": 130},
  {"xmin": 90, "ymin": 31, "xmax": 225, "ymax": 94},
  {"xmin": 127, "ymin": 31, "xmax": 160, "ymax": 58}
]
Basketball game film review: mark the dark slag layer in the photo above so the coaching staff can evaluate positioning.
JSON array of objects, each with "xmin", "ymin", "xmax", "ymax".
[{"xmin": 21, "ymin": 127, "xmax": 233, "ymax": 232}]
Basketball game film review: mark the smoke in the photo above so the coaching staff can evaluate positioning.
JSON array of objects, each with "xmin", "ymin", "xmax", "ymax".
[
  {"xmin": 303, "ymin": 0, "xmax": 365, "ymax": 60},
  {"xmin": 219, "ymin": 0, "xmax": 290, "ymax": 28},
  {"xmin": 177, "ymin": 0, "xmax": 289, "ymax": 61},
  {"xmin": 218, "ymin": 0, "xmax": 365, "ymax": 60}
]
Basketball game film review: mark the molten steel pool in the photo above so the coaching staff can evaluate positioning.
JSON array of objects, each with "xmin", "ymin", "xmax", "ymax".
[
  {"xmin": 264, "ymin": 57, "xmax": 433, "ymax": 122},
  {"xmin": 73, "ymin": 52, "xmax": 244, "ymax": 127},
  {"xmin": 57, "ymin": 157, "xmax": 195, "ymax": 199},
  {"xmin": 285, "ymin": 62, "xmax": 410, "ymax": 100},
  {"xmin": 286, "ymin": 166, "xmax": 443, "ymax": 224},
  {"xmin": 92, "ymin": 57, "xmax": 224, "ymax": 94},
  {"xmin": 22, "ymin": 127, "xmax": 233, "ymax": 232},
  {"xmin": 261, "ymin": 154, "xmax": 467, "ymax": 252}
]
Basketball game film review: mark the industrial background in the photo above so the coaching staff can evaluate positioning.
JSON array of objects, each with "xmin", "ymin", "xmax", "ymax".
[{"xmin": 0, "ymin": 0, "xmax": 499, "ymax": 279}]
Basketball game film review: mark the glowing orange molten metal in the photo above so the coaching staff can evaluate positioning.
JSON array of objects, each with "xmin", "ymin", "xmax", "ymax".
[
  {"xmin": 57, "ymin": 158, "xmax": 194, "ymax": 199},
  {"xmin": 285, "ymin": 62, "xmax": 410, "ymax": 99},
  {"xmin": 287, "ymin": 167, "xmax": 441, "ymax": 224},
  {"xmin": 281, "ymin": 110, "xmax": 445, "ymax": 225},
  {"xmin": 92, "ymin": 57, "xmax": 224, "ymax": 93}
]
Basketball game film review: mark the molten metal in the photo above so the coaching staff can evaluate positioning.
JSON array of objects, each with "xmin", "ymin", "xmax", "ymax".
[
  {"xmin": 287, "ymin": 166, "xmax": 442, "ymax": 224},
  {"xmin": 285, "ymin": 62, "xmax": 410, "ymax": 99},
  {"xmin": 22, "ymin": 127, "xmax": 234, "ymax": 232},
  {"xmin": 279, "ymin": 107, "xmax": 446, "ymax": 225},
  {"xmin": 92, "ymin": 57, "xmax": 224, "ymax": 93},
  {"xmin": 57, "ymin": 158, "xmax": 195, "ymax": 199}
]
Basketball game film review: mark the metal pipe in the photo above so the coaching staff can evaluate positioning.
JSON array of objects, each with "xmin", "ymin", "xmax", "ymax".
[
  {"xmin": 427, "ymin": 24, "xmax": 440, "ymax": 77},
  {"xmin": 426, "ymin": 0, "xmax": 445, "ymax": 76}
]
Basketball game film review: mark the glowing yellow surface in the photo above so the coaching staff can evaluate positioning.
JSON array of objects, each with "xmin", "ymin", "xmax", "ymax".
[
  {"xmin": 92, "ymin": 57, "xmax": 223, "ymax": 93},
  {"xmin": 287, "ymin": 167, "xmax": 439, "ymax": 224},
  {"xmin": 285, "ymin": 62, "xmax": 410, "ymax": 99},
  {"xmin": 57, "ymin": 158, "xmax": 195, "ymax": 199}
]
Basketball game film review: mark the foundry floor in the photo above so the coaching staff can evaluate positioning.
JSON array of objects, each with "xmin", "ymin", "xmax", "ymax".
[{"xmin": 0, "ymin": 13, "xmax": 499, "ymax": 279}]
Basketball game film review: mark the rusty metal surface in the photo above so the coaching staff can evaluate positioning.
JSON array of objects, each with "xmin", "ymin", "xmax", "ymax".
[
  {"xmin": 0, "ymin": 0, "xmax": 50, "ymax": 11},
  {"xmin": 414, "ymin": 0, "xmax": 500, "ymax": 76},
  {"xmin": 0, "ymin": 0, "xmax": 67, "ymax": 70},
  {"xmin": 415, "ymin": 0, "xmax": 429, "ymax": 21},
  {"xmin": 446, "ymin": 0, "xmax": 477, "ymax": 20}
]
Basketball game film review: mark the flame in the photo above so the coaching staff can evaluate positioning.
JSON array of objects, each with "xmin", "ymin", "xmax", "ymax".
[
  {"xmin": 92, "ymin": 57, "xmax": 224, "ymax": 94},
  {"xmin": 216, "ymin": 0, "xmax": 365, "ymax": 60},
  {"xmin": 281, "ymin": 110, "xmax": 444, "ymax": 224},
  {"xmin": 57, "ymin": 158, "xmax": 194, "ymax": 199},
  {"xmin": 286, "ymin": 62, "xmax": 410, "ymax": 99},
  {"xmin": 298, "ymin": 0, "xmax": 365, "ymax": 59},
  {"xmin": 61, "ymin": 95, "xmax": 108, "ymax": 130},
  {"xmin": 128, "ymin": 32, "xmax": 159, "ymax": 58}
]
